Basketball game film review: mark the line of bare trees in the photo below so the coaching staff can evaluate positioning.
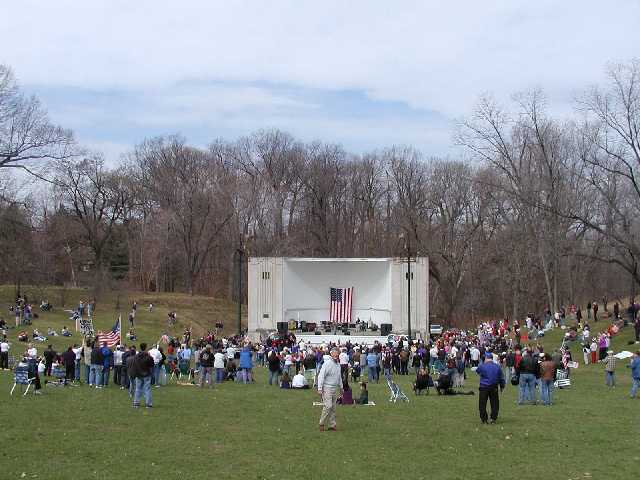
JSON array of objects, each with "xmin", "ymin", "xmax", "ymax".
[{"xmin": 1, "ymin": 60, "xmax": 640, "ymax": 325}]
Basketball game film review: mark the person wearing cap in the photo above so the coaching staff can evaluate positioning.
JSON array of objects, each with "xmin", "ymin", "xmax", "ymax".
[
  {"xmin": 317, "ymin": 348, "xmax": 342, "ymax": 431},
  {"xmin": 627, "ymin": 351, "xmax": 640, "ymax": 398},
  {"xmin": 476, "ymin": 352, "xmax": 505, "ymax": 424},
  {"xmin": 603, "ymin": 349, "xmax": 616, "ymax": 388}
]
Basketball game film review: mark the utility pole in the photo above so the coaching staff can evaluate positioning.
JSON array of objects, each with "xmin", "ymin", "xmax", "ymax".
[
  {"xmin": 406, "ymin": 238, "xmax": 412, "ymax": 340},
  {"xmin": 236, "ymin": 248, "xmax": 244, "ymax": 335}
]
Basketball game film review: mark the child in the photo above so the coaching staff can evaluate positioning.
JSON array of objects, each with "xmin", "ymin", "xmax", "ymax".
[
  {"xmin": 582, "ymin": 344, "xmax": 590, "ymax": 365},
  {"xmin": 351, "ymin": 362, "xmax": 361, "ymax": 382},
  {"xmin": 280, "ymin": 371, "xmax": 291, "ymax": 389},
  {"xmin": 356, "ymin": 382, "xmax": 369, "ymax": 405},
  {"xmin": 337, "ymin": 380, "xmax": 354, "ymax": 405}
]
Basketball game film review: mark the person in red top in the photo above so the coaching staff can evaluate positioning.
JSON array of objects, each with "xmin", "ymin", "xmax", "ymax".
[{"xmin": 514, "ymin": 348, "xmax": 523, "ymax": 370}]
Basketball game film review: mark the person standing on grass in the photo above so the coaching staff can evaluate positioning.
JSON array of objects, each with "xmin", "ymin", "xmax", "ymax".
[
  {"xmin": 0, "ymin": 336, "xmax": 10, "ymax": 370},
  {"xmin": 539, "ymin": 354, "xmax": 556, "ymax": 406},
  {"xmin": 517, "ymin": 349, "xmax": 538, "ymax": 405},
  {"xmin": 82, "ymin": 340, "xmax": 92, "ymax": 384},
  {"xmin": 62, "ymin": 346, "xmax": 76, "ymax": 382},
  {"xmin": 132, "ymin": 342, "xmax": 154, "ymax": 408},
  {"xmin": 628, "ymin": 351, "xmax": 640, "ymax": 399},
  {"xmin": 267, "ymin": 350, "xmax": 281, "ymax": 386},
  {"xmin": 199, "ymin": 344, "xmax": 214, "ymax": 388},
  {"xmin": 476, "ymin": 352, "xmax": 505, "ymax": 424},
  {"xmin": 317, "ymin": 348, "xmax": 342, "ymax": 432},
  {"xmin": 603, "ymin": 350, "xmax": 616, "ymax": 388},
  {"xmin": 44, "ymin": 345, "xmax": 56, "ymax": 377},
  {"xmin": 100, "ymin": 342, "xmax": 112, "ymax": 387},
  {"xmin": 239, "ymin": 345, "xmax": 253, "ymax": 383},
  {"xmin": 113, "ymin": 346, "xmax": 124, "ymax": 386},
  {"xmin": 89, "ymin": 342, "xmax": 104, "ymax": 388}
]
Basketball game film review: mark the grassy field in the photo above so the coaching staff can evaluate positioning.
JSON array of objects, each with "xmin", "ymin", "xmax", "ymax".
[{"xmin": 1, "ymin": 286, "xmax": 639, "ymax": 480}]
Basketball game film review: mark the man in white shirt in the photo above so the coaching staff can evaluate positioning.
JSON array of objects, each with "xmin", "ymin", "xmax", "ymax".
[
  {"xmin": 226, "ymin": 345, "xmax": 236, "ymax": 368},
  {"xmin": 72, "ymin": 344, "xmax": 83, "ymax": 381},
  {"xmin": 317, "ymin": 348, "xmax": 342, "ymax": 431},
  {"xmin": 214, "ymin": 349, "xmax": 226, "ymax": 383},
  {"xmin": 338, "ymin": 348, "xmax": 349, "ymax": 382},
  {"xmin": 470, "ymin": 346, "xmax": 481, "ymax": 367},
  {"xmin": 27, "ymin": 343, "xmax": 38, "ymax": 359},
  {"xmin": 148, "ymin": 345, "xmax": 162, "ymax": 386},
  {"xmin": 0, "ymin": 337, "xmax": 9, "ymax": 369},
  {"xmin": 292, "ymin": 371, "xmax": 309, "ymax": 389}
]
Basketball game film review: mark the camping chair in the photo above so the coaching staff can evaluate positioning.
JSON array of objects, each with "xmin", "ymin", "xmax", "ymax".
[
  {"xmin": 168, "ymin": 361, "xmax": 181, "ymax": 382},
  {"xmin": 387, "ymin": 377, "xmax": 409, "ymax": 403},
  {"xmin": 554, "ymin": 368, "xmax": 571, "ymax": 388},
  {"xmin": 11, "ymin": 364, "xmax": 34, "ymax": 396},
  {"xmin": 430, "ymin": 359, "xmax": 445, "ymax": 376}
]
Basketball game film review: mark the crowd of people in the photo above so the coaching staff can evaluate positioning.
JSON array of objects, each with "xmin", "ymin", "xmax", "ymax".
[{"xmin": 2, "ymin": 293, "xmax": 640, "ymax": 425}]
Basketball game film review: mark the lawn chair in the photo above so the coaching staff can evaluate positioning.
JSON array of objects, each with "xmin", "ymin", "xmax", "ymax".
[
  {"xmin": 554, "ymin": 368, "xmax": 571, "ymax": 388},
  {"xmin": 168, "ymin": 361, "xmax": 181, "ymax": 382},
  {"xmin": 387, "ymin": 377, "xmax": 409, "ymax": 403},
  {"xmin": 11, "ymin": 364, "xmax": 34, "ymax": 396}
]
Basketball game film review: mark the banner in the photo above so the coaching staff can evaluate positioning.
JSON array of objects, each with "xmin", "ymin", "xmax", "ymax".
[{"xmin": 79, "ymin": 317, "xmax": 94, "ymax": 336}]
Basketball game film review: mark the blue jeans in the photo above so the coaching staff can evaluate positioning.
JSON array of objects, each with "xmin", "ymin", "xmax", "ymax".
[
  {"xmin": 631, "ymin": 378, "xmax": 640, "ymax": 398},
  {"xmin": 368, "ymin": 366, "xmax": 378, "ymax": 383},
  {"xmin": 241, "ymin": 368, "xmax": 252, "ymax": 383},
  {"xmin": 102, "ymin": 367, "xmax": 110, "ymax": 386},
  {"xmin": 74, "ymin": 360, "xmax": 81, "ymax": 381},
  {"xmin": 605, "ymin": 371, "xmax": 615, "ymax": 387},
  {"xmin": 128, "ymin": 376, "xmax": 136, "ymax": 397},
  {"xmin": 268, "ymin": 370, "xmax": 280, "ymax": 385},
  {"xmin": 89, "ymin": 364, "xmax": 103, "ymax": 386},
  {"xmin": 133, "ymin": 375, "xmax": 152, "ymax": 407},
  {"xmin": 85, "ymin": 364, "xmax": 90, "ymax": 383},
  {"xmin": 152, "ymin": 364, "xmax": 160, "ymax": 385},
  {"xmin": 518, "ymin": 373, "xmax": 536, "ymax": 404},
  {"xmin": 540, "ymin": 379, "xmax": 554, "ymax": 405},
  {"xmin": 216, "ymin": 368, "xmax": 225, "ymax": 383}
]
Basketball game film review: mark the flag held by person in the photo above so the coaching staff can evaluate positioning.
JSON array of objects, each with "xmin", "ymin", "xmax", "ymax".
[{"xmin": 97, "ymin": 316, "xmax": 121, "ymax": 347}]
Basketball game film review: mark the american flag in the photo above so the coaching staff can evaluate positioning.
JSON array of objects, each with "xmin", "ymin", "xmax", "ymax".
[
  {"xmin": 330, "ymin": 287, "xmax": 353, "ymax": 323},
  {"xmin": 97, "ymin": 316, "xmax": 121, "ymax": 348}
]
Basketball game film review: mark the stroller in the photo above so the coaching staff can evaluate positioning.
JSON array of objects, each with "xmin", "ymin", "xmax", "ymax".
[
  {"xmin": 413, "ymin": 372, "xmax": 433, "ymax": 395},
  {"xmin": 386, "ymin": 377, "xmax": 410, "ymax": 403}
]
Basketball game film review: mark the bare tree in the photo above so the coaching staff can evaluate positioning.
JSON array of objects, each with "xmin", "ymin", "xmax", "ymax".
[{"xmin": 0, "ymin": 65, "xmax": 75, "ymax": 180}]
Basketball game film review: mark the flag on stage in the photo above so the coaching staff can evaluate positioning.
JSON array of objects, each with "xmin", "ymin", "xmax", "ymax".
[
  {"xmin": 330, "ymin": 287, "xmax": 353, "ymax": 323},
  {"xmin": 97, "ymin": 315, "xmax": 121, "ymax": 347}
]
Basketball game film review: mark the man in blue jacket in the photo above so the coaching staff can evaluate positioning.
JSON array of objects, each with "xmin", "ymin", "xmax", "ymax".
[
  {"xmin": 628, "ymin": 351, "xmax": 640, "ymax": 399},
  {"xmin": 476, "ymin": 352, "xmax": 505, "ymax": 424}
]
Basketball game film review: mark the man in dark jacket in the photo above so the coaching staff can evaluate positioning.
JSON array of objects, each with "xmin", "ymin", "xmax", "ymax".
[
  {"xmin": 44, "ymin": 345, "xmax": 56, "ymax": 376},
  {"xmin": 132, "ymin": 342, "xmax": 154, "ymax": 408},
  {"xmin": 123, "ymin": 345, "xmax": 137, "ymax": 393},
  {"xmin": 89, "ymin": 343, "xmax": 104, "ymax": 387},
  {"xmin": 516, "ymin": 349, "xmax": 539, "ymax": 405}
]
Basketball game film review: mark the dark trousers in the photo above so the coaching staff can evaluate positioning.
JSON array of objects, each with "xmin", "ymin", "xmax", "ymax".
[
  {"xmin": 479, "ymin": 386, "xmax": 499, "ymax": 422},
  {"xmin": 0, "ymin": 351, "xmax": 8, "ymax": 369},
  {"xmin": 114, "ymin": 365, "xmax": 123, "ymax": 385},
  {"xmin": 45, "ymin": 361, "xmax": 53, "ymax": 376},
  {"xmin": 635, "ymin": 328, "xmax": 640, "ymax": 342},
  {"xmin": 65, "ymin": 364, "xmax": 75, "ymax": 381}
]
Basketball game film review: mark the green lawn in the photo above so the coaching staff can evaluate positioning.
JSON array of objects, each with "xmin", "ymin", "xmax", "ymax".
[{"xmin": 1, "ymin": 286, "xmax": 639, "ymax": 479}]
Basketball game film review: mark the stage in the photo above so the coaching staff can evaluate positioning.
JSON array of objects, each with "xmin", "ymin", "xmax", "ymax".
[{"xmin": 247, "ymin": 257, "xmax": 429, "ymax": 337}]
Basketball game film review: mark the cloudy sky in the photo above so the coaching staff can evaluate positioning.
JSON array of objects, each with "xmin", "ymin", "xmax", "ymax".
[{"xmin": 2, "ymin": 1, "xmax": 638, "ymax": 162}]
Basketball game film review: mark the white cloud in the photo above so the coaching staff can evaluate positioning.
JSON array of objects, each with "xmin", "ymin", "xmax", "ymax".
[{"xmin": 1, "ymin": 0, "xmax": 637, "ymax": 154}]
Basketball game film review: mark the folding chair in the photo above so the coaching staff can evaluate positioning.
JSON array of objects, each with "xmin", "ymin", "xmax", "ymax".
[
  {"xmin": 47, "ymin": 365, "xmax": 68, "ymax": 387},
  {"xmin": 387, "ymin": 377, "xmax": 409, "ymax": 403},
  {"xmin": 11, "ymin": 365, "xmax": 34, "ymax": 396},
  {"xmin": 554, "ymin": 369, "xmax": 571, "ymax": 388}
]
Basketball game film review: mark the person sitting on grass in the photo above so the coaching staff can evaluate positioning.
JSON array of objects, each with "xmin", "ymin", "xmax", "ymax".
[
  {"xmin": 127, "ymin": 329, "xmax": 136, "ymax": 341},
  {"xmin": 32, "ymin": 329, "xmax": 46, "ymax": 342},
  {"xmin": 280, "ymin": 371, "xmax": 291, "ymax": 389},
  {"xmin": 18, "ymin": 331, "xmax": 28, "ymax": 342},
  {"xmin": 337, "ymin": 379, "xmax": 354, "ymax": 405},
  {"xmin": 292, "ymin": 371, "xmax": 309, "ymax": 389},
  {"xmin": 61, "ymin": 326, "xmax": 72, "ymax": 337},
  {"xmin": 413, "ymin": 367, "xmax": 431, "ymax": 395},
  {"xmin": 47, "ymin": 327, "xmax": 58, "ymax": 337},
  {"xmin": 356, "ymin": 382, "xmax": 369, "ymax": 405},
  {"xmin": 225, "ymin": 361, "xmax": 237, "ymax": 381}
]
